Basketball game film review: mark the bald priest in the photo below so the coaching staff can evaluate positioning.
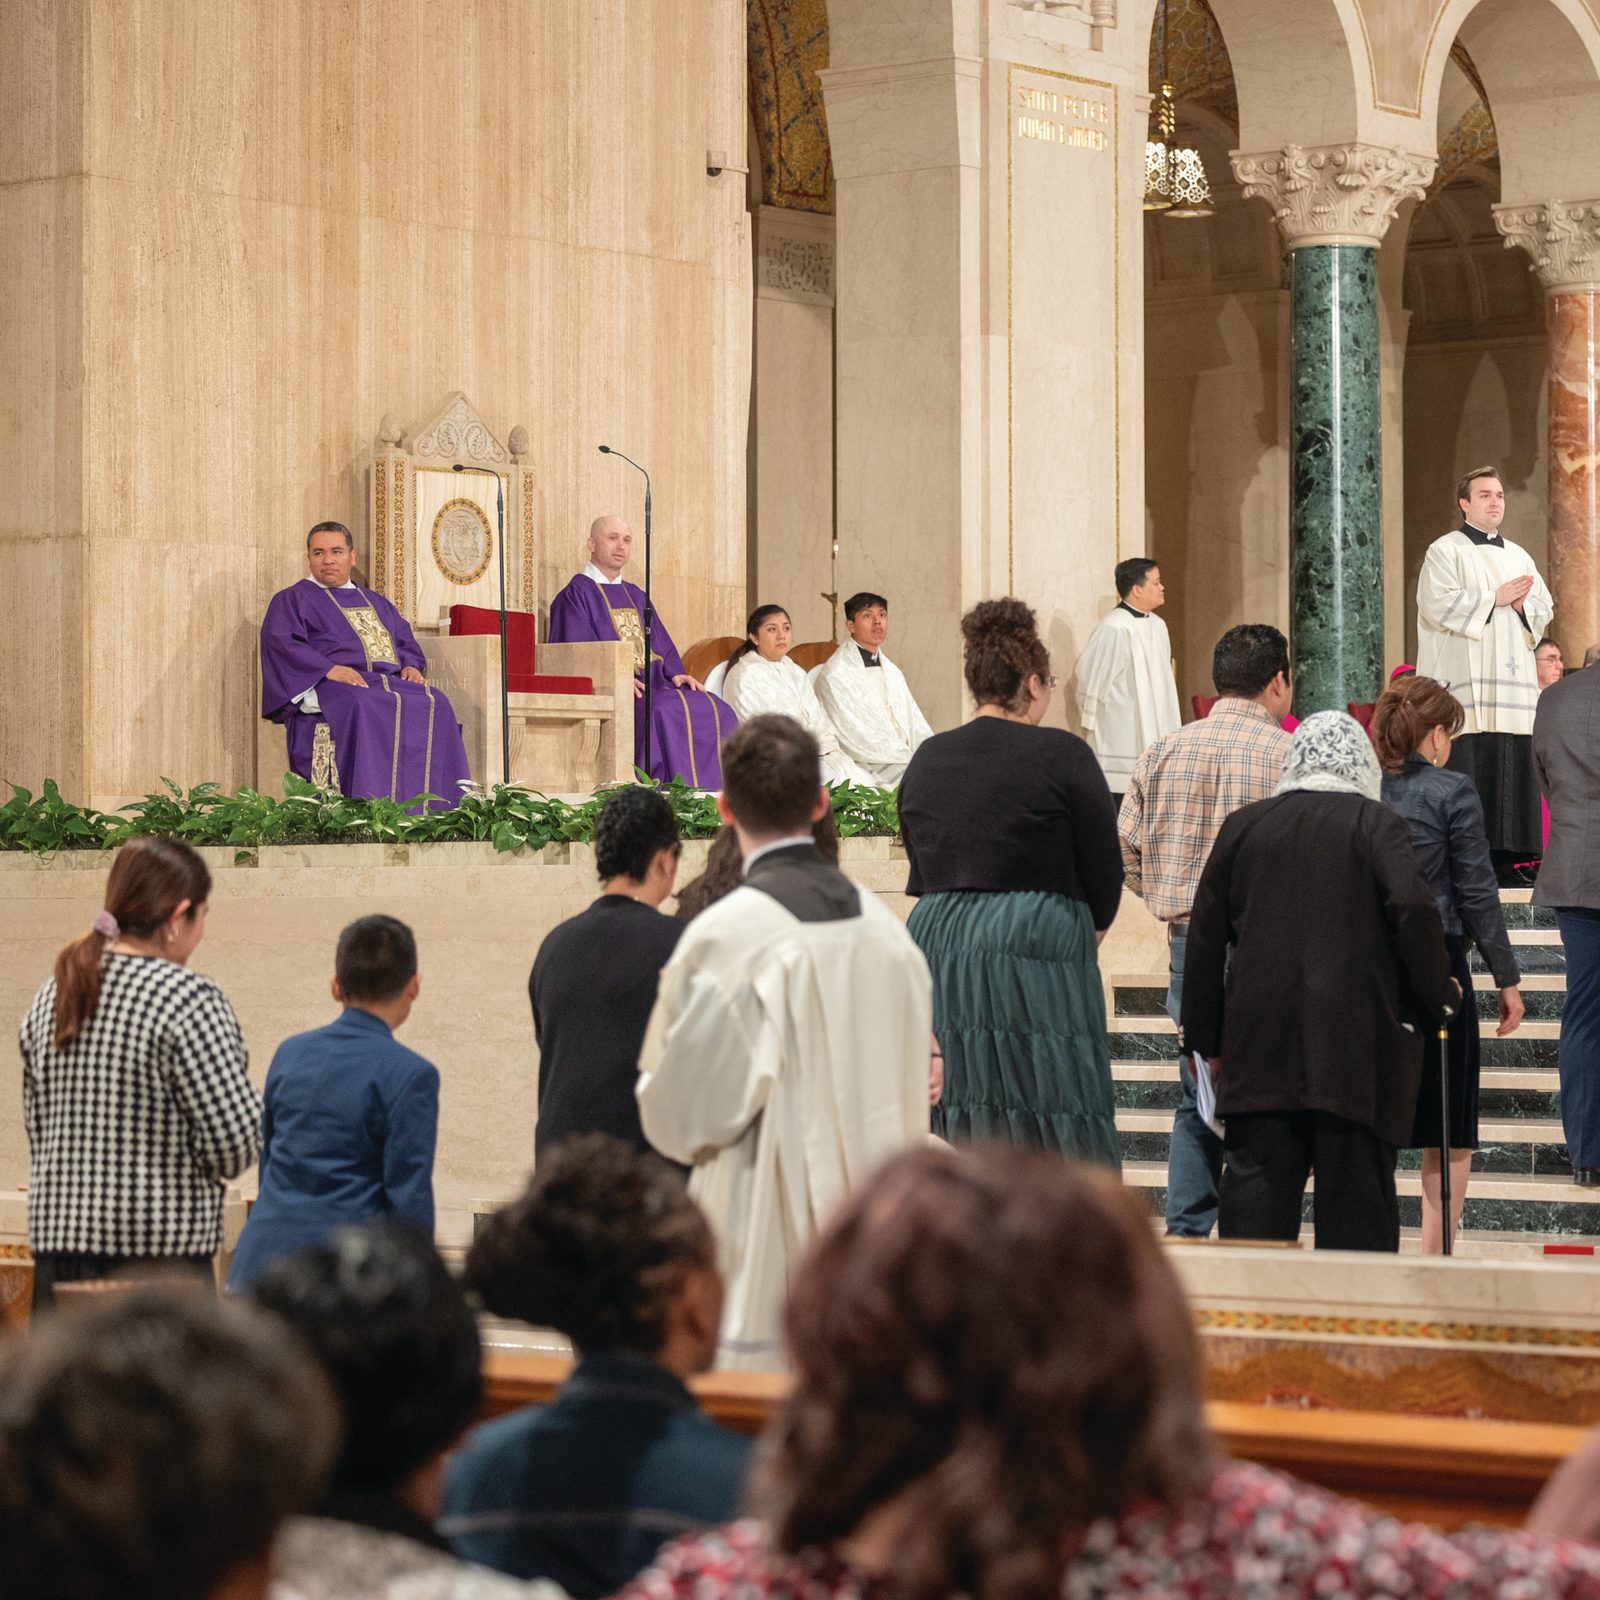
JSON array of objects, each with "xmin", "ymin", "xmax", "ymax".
[
  {"xmin": 548, "ymin": 514, "xmax": 737, "ymax": 788},
  {"xmin": 260, "ymin": 521, "xmax": 472, "ymax": 807}
]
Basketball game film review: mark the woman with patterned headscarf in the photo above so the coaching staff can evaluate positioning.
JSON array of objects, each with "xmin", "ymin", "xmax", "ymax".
[{"xmin": 1180, "ymin": 712, "xmax": 1461, "ymax": 1252}]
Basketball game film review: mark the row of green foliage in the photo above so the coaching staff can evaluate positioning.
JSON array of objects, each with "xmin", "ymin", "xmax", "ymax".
[{"xmin": 0, "ymin": 775, "xmax": 901, "ymax": 858}]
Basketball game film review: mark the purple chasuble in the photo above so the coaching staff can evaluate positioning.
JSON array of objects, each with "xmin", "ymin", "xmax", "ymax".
[
  {"xmin": 547, "ymin": 574, "xmax": 736, "ymax": 787},
  {"xmin": 259, "ymin": 580, "xmax": 471, "ymax": 809}
]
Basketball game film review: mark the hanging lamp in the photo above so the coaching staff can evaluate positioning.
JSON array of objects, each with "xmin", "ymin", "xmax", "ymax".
[{"xmin": 1145, "ymin": 0, "xmax": 1214, "ymax": 218}]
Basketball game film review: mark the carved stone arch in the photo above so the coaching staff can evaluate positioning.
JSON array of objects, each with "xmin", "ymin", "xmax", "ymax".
[{"xmin": 1420, "ymin": 0, "xmax": 1600, "ymax": 204}]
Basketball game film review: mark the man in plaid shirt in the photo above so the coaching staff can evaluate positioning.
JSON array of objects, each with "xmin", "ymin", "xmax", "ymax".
[{"xmin": 1118, "ymin": 625, "xmax": 1295, "ymax": 1237}]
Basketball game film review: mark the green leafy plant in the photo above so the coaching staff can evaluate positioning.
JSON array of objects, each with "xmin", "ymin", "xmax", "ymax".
[{"xmin": 0, "ymin": 771, "xmax": 901, "ymax": 857}]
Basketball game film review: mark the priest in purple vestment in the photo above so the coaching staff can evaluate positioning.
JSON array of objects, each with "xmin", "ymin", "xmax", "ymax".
[
  {"xmin": 547, "ymin": 514, "xmax": 736, "ymax": 787},
  {"xmin": 259, "ymin": 521, "xmax": 472, "ymax": 808}
]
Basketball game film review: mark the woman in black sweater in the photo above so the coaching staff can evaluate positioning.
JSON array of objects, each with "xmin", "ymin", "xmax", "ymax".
[{"xmin": 898, "ymin": 598, "xmax": 1123, "ymax": 1158}]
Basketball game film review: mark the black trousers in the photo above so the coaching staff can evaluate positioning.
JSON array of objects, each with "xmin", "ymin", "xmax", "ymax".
[
  {"xmin": 1218, "ymin": 1111, "xmax": 1400, "ymax": 1252},
  {"xmin": 30, "ymin": 1251, "xmax": 215, "ymax": 1313}
]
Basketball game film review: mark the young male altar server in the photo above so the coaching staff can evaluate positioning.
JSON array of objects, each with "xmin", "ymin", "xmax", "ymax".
[
  {"xmin": 1073, "ymin": 557, "xmax": 1183, "ymax": 801},
  {"xmin": 259, "ymin": 521, "xmax": 471, "ymax": 806},
  {"xmin": 1417, "ymin": 466, "xmax": 1554, "ymax": 862},
  {"xmin": 226, "ymin": 915, "xmax": 438, "ymax": 1292},
  {"xmin": 723, "ymin": 604, "xmax": 874, "ymax": 787},
  {"xmin": 812, "ymin": 591, "xmax": 933, "ymax": 786},
  {"xmin": 548, "ymin": 514, "xmax": 736, "ymax": 788},
  {"xmin": 637, "ymin": 715, "xmax": 934, "ymax": 1370}
]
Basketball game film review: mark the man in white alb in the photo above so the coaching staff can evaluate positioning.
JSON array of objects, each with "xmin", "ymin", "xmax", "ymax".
[
  {"xmin": 813, "ymin": 592, "xmax": 934, "ymax": 786},
  {"xmin": 1417, "ymin": 465, "xmax": 1554, "ymax": 863},
  {"xmin": 1073, "ymin": 558, "xmax": 1183, "ymax": 801},
  {"xmin": 637, "ymin": 714, "xmax": 934, "ymax": 1371}
]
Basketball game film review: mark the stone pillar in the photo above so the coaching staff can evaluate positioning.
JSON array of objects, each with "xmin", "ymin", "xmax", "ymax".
[
  {"xmin": 1494, "ymin": 199, "xmax": 1600, "ymax": 666},
  {"xmin": 1233, "ymin": 144, "xmax": 1433, "ymax": 714}
]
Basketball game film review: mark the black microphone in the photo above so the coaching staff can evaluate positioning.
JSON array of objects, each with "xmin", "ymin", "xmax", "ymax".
[
  {"xmin": 450, "ymin": 464, "xmax": 510, "ymax": 788},
  {"xmin": 597, "ymin": 443, "xmax": 656, "ymax": 778}
]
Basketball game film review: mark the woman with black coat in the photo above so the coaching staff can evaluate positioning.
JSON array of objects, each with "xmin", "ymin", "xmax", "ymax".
[
  {"xmin": 1181, "ymin": 712, "xmax": 1460, "ymax": 1252},
  {"xmin": 1374, "ymin": 674, "xmax": 1524, "ymax": 1252}
]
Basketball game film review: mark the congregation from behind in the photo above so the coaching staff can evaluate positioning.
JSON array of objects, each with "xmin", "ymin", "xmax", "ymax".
[{"xmin": 13, "ymin": 457, "xmax": 1600, "ymax": 1595}]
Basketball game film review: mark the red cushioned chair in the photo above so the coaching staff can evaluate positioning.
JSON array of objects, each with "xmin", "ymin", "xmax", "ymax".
[
  {"xmin": 1347, "ymin": 702, "xmax": 1375, "ymax": 732},
  {"xmin": 447, "ymin": 606, "xmax": 594, "ymax": 696},
  {"xmin": 1191, "ymin": 694, "xmax": 1218, "ymax": 720}
]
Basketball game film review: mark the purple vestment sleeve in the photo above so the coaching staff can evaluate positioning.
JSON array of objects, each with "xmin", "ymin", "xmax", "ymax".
[{"xmin": 260, "ymin": 585, "xmax": 340, "ymax": 721}]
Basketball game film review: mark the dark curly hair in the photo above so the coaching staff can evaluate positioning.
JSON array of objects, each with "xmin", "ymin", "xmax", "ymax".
[
  {"xmin": 594, "ymin": 785, "xmax": 681, "ymax": 883},
  {"xmin": 757, "ymin": 1146, "xmax": 1213, "ymax": 1600},
  {"xmin": 250, "ymin": 1222, "xmax": 482, "ymax": 1492},
  {"xmin": 961, "ymin": 598, "xmax": 1051, "ymax": 712},
  {"xmin": 466, "ymin": 1133, "xmax": 714, "ymax": 1355},
  {"xmin": 0, "ymin": 1290, "xmax": 336, "ymax": 1600}
]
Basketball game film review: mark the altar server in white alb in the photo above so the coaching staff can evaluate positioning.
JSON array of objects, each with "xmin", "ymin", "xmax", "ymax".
[
  {"xmin": 722, "ymin": 604, "xmax": 874, "ymax": 788},
  {"xmin": 813, "ymin": 592, "xmax": 934, "ymax": 786},
  {"xmin": 1073, "ymin": 558, "xmax": 1183, "ymax": 799},
  {"xmin": 1417, "ymin": 465, "xmax": 1554, "ymax": 861},
  {"xmin": 637, "ymin": 714, "xmax": 934, "ymax": 1372}
]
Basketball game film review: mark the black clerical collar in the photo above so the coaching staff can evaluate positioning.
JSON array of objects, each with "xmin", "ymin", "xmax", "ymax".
[
  {"xmin": 1117, "ymin": 601, "xmax": 1150, "ymax": 619},
  {"xmin": 857, "ymin": 645, "xmax": 881, "ymax": 668},
  {"xmin": 1460, "ymin": 521, "xmax": 1505, "ymax": 549}
]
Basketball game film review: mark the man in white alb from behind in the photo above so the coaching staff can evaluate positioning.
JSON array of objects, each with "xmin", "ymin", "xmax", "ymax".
[
  {"xmin": 812, "ymin": 592, "xmax": 934, "ymax": 787},
  {"xmin": 1073, "ymin": 558, "xmax": 1183, "ymax": 801}
]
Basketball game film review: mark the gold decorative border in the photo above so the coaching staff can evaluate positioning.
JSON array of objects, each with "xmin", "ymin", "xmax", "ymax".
[
  {"xmin": 522, "ymin": 469, "xmax": 535, "ymax": 612},
  {"xmin": 374, "ymin": 461, "xmax": 389, "ymax": 593},
  {"xmin": 431, "ymin": 496, "xmax": 495, "ymax": 586},
  {"xmin": 1196, "ymin": 1306, "xmax": 1600, "ymax": 1352},
  {"xmin": 1006, "ymin": 63, "xmax": 1120, "ymax": 590},
  {"xmin": 393, "ymin": 460, "xmax": 408, "ymax": 619}
]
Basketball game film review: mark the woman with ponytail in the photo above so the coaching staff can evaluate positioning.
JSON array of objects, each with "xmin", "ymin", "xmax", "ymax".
[
  {"xmin": 897, "ymin": 598, "xmax": 1124, "ymax": 1159},
  {"xmin": 19, "ymin": 835, "xmax": 262, "ymax": 1308},
  {"xmin": 1374, "ymin": 675, "xmax": 1525, "ymax": 1250},
  {"xmin": 722, "ymin": 605, "xmax": 873, "ymax": 787}
]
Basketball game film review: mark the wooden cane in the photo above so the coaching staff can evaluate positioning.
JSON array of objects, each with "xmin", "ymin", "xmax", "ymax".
[{"xmin": 1438, "ymin": 1021, "xmax": 1454, "ymax": 1256}]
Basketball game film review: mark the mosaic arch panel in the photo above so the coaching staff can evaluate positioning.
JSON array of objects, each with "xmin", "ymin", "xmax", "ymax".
[{"xmin": 747, "ymin": 0, "xmax": 834, "ymax": 214}]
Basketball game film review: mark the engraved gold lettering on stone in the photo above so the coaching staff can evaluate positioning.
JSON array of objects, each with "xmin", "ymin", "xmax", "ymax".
[{"xmin": 1014, "ymin": 85, "xmax": 1110, "ymax": 151}]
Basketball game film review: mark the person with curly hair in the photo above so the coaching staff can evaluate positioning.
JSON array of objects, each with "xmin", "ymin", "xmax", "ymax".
[
  {"xmin": 898, "ymin": 597, "xmax": 1123, "ymax": 1157},
  {"xmin": 0, "ymin": 1288, "xmax": 336, "ymax": 1600},
  {"xmin": 529, "ymin": 785, "xmax": 684, "ymax": 1160},
  {"xmin": 441, "ymin": 1135, "xmax": 752, "ymax": 1595},
  {"xmin": 612, "ymin": 1145, "xmax": 1600, "ymax": 1600}
]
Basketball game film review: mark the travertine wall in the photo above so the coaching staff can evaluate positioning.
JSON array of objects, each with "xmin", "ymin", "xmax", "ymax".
[{"xmin": 1, "ymin": 0, "xmax": 750, "ymax": 808}]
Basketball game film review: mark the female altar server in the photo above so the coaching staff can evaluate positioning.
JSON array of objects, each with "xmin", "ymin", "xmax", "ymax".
[
  {"xmin": 898, "ymin": 598, "xmax": 1123, "ymax": 1159},
  {"xmin": 722, "ymin": 606, "xmax": 874, "ymax": 788}
]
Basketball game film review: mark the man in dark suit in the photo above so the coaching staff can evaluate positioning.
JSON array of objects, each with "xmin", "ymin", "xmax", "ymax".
[
  {"xmin": 1534, "ymin": 662, "xmax": 1600, "ymax": 1184},
  {"xmin": 531, "ymin": 786, "xmax": 684, "ymax": 1161},
  {"xmin": 227, "ymin": 916, "xmax": 438, "ymax": 1291}
]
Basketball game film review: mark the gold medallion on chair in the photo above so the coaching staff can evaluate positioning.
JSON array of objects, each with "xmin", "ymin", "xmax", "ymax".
[{"xmin": 431, "ymin": 497, "xmax": 494, "ymax": 586}]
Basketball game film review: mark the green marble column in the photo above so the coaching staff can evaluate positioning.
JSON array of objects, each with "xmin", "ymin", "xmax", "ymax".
[{"xmin": 1289, "ymin": 244, "xmax": 1384, "ymax": 716}]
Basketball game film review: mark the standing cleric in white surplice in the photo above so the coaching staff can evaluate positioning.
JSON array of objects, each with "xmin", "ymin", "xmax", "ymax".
[
  {"xmin": 1073, "ymin": 558, "xmax": 1183, "ymax": 796},
  {"xmin": 1416, "ymin": 467, "xmax": 1554, "ymax": 859},
  {"xmin": 812, "ymin": 592, "xmax": 933, "ymax": 787}
]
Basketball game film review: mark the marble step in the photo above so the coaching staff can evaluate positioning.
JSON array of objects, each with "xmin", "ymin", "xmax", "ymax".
[
  {"xmin": 1500, "ymin": 900, "xmax": 1559, "ymax": 930},
  {"xmin": 1113, "ymin": 976, "xmax": 1567, "ymax": 1022},
  {"xmin": 1110, "ymin": 1061, "xmax": 1562, "ymax": 1120},
  {"xmin": 1107, "ymin": 1016, "xmax": 1562, "ymax": 1070},
  {"xmin": 1122, "ymin": 1160, "xmax": 1600, "ymax": 1238},
  {"xmin": 1113, "ymin": 1109, "xmax": 1578, "ymax": 1179},
  {"xmin": 1476, "ymin": 942, "xmax": 1565, "ymax": 973}
]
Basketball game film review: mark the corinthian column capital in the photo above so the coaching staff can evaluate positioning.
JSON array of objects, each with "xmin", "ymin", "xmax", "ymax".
[
  {"xmin": 1231, "ymin": 142, "xmax": 1435, "ymax": 249},
  {"xmin": 1494, "ymin": 199, "xmax": 1600, "ymax": 293}
]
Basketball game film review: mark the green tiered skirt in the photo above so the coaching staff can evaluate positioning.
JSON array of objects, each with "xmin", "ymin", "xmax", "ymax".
[{"xmin": 908, "ymin": 890, "xmax": 1120, "ymax": 1167}]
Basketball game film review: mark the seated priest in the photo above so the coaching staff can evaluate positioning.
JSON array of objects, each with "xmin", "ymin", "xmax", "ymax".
[
  {"xmin": 813, "ymin": 591, "xmax": 934, "ymax": 786},
  {"xmin": 260, "ymin": 521, "xmax": 471, "ymax": 808},
  {"xmin": 547, "ymin": 514, "xmax": 737, "ymax": 788}
]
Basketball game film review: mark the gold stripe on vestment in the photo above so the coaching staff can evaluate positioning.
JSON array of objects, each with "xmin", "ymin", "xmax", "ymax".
[
  {"xmin": 674, "ymin": 684, "xmax": 697, "ymax": 787},
  {"xmin": 378, "ymin": 675, "xmax": 403, "ymax": 800},
  {"xmin": 422, "ymin": 685, "xmax": 437, "ymax": 799}
]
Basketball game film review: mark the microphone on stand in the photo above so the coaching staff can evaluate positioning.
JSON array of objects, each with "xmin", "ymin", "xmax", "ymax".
[
  {"xmin": 597, "ymin": 443, "xmax": 654, "ymax": 780},
  {"xmin": 453, "ymin": 463, "xmax": 511, "ymax": 788}
]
